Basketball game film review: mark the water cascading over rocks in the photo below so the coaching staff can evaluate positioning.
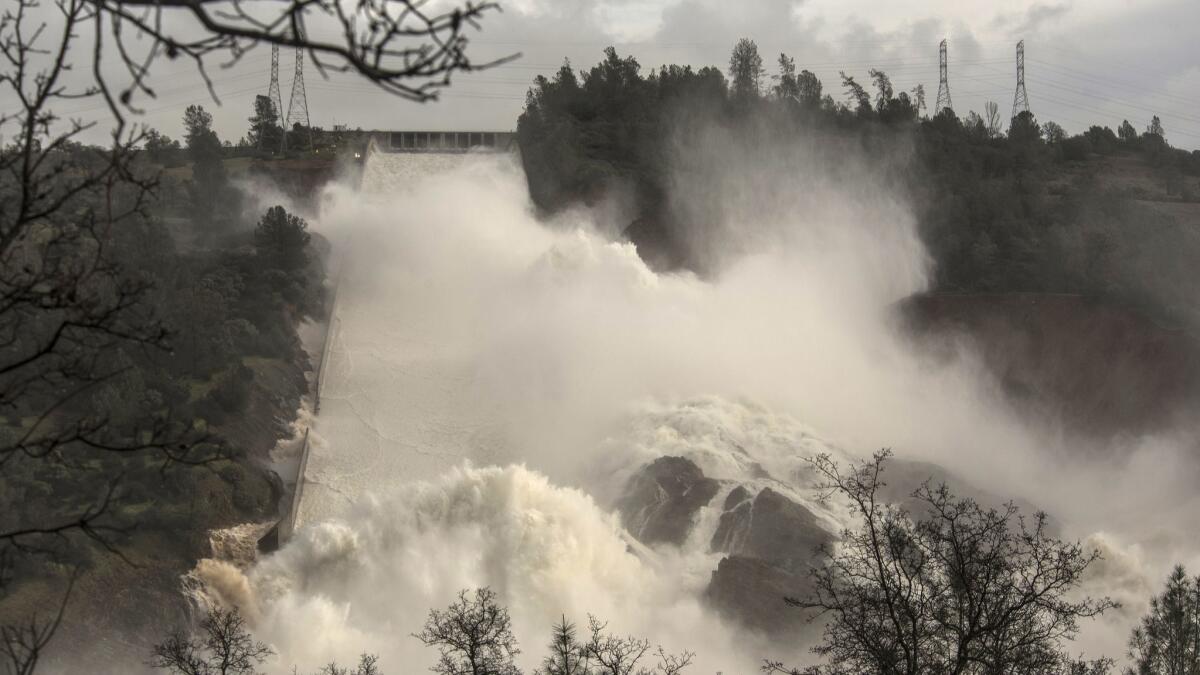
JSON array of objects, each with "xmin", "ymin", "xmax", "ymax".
[{"xmin": 184, "ymin": 147, "xmax": 1182, "ymax": 673}]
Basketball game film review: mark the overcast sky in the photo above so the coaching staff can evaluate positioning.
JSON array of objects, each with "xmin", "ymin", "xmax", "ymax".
[{"xmin": 65, "ymin": 0, "xmax": 1200, "ymax": 150}]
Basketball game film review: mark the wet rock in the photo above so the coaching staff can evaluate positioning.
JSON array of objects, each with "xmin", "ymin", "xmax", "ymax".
[
  {"xmin": 704, "ymin": 485, "xmax": 834, "ymax": 637},
  {"xmin": 710, "ymin": 492, "xmax": 752, "ymax": 553},
  {"xmin": 616, "ymin": 456, "xmax": 720, "ymax": 546},
  {"xmin": 722, "ymin": 485, "xmax": 751, "ymax": 510},
  {"xmin": 710, "ymin": 487, "xmax": 831, "ymax": 573},
  {"xmin": 705, "ymin": 555, "xmax": 812, "ymax": 637}
]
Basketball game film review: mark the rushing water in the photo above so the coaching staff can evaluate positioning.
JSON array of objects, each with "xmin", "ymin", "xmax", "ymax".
[{"xmin": 185, "ymin": 149, "xmax": 1198, "ymax": 673}]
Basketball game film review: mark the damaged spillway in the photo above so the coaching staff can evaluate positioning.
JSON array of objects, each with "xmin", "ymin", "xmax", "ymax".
[
  {"xmin": 293, "ymin": 153, "xmax": 511, "ymax": 527},
  {"xmin": 187, "ymin": 149, "xmax": 1189, "ymax": 674}
]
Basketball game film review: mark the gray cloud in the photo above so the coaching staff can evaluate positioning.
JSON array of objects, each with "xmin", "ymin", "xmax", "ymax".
[{"xmin": 991, "ymin": 2, "xmax": 1072, "ymax": 38}]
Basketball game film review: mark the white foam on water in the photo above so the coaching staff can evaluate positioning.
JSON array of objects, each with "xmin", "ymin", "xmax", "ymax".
[{"xmin": 191, "ymin": 147, "xmax": 1200, "ymax": 672}]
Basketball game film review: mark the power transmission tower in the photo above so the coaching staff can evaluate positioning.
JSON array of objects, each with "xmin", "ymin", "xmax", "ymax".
[
  {"xmin": 1011, "ymin": 40, "xmax": 1030, "ymax": 120},
  {"xmin": 263, "ymin": 44, "xmax": 284, "ymax": 152},
  {"xmin": 286, "ymin": 47, "xmax": 313, "ymax": 151},
  {"xmin": 935, "ymin": 39, "xmax": 953, "ymax": 114}
]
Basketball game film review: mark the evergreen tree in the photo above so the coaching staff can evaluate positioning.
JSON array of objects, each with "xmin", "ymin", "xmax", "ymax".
[
  {"xmin": 839, "ymin": 72, "xmax": 871, "ymax": 116},
  {"xmin": 248, "ymin": 94, "xmax": 283, "ymax": 151},
  {"xmin": 1119, "ymin": 119, "xmax": 1139, "ymax": 142},
  {"xmin": 728, "ymin": 38, "xmax": 764, "ymax": 100},
  {"xmin": 1147, "ymin": 115, "xmax": 1165, "ymax": 137},
  {"xmin": 183, "ymin": 104, "xmax": 230, "ymax": 228},
  {"xmin": 1127, "ymin": 565, "xmax": 1200, "ymax": 675},
  {"xmin": 183, "ymin": 104, "xmax": 215, "ymax": 152},
  {"xmin": 796, "ymin": 69, "xmax": 823, "ymax": 108},
  {"xmin": 1009, "ymin": 110, "xmax": 1043, "ymax": 144},
  {"xmin": 773, "ymin": 53, "xmax": 799, "ymax": 101},
  {"xmin": 255, "ymin": 205, "xmax": 312, "ymax": 271},
  {"xmin": 868, "ymin": 68, "xmax": 893, "ymax": 111},
  {"xmin": 144, "ymin": 128, "xmax": 182, "ymax": 165},
  {"xmin": 539, "ymin": 617, "xmax": 589, "ymax": 675}
]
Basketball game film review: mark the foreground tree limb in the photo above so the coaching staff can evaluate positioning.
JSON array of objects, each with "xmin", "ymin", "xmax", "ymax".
[{"xmin": 1, "ymin": 0, "xmax": 506, "ymax": 669}]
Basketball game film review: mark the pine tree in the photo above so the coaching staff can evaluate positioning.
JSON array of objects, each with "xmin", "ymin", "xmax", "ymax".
[
  {"xmin": 1127, "ymin": 565, "xmax": 1200, "ymax": 675},
  {"xmin": 539, "ymin": 617, "xmax": 589, "ymax": 675},
  {"xmin": 728, "ymin": 38, "xmax": 764, "ymax": 100},
  {"xmin": 255, "ymin": 205, "xmax": 312, "ymax": 271},
  {"xmin": 773, "ymin": 53, "xmax": 799, "ymax": 101},
  {"xmin": 1147, "ymin": 115, "xmax": 1166, "ymax": 140}
]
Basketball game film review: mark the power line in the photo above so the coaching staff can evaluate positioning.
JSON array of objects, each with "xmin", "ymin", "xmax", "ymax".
[
  {"xmin": 57, "ymin": 68, "xmax": 271, "ymax": 118},
  {"xmin": 1030, "ymin": 58, "xmax": 1200, "ymax": 109},
  {"xmin": 956, "ymin": 59, "xmax": 1200, "ymax": 139}
]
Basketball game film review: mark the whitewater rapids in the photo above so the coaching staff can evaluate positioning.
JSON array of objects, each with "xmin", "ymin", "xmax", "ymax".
[{"xmin": 191, "ymin": 149, "xmax": 1196, "ymax": 673}]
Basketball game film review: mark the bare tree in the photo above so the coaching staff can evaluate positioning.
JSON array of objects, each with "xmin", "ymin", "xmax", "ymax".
[
  {"xmin": 583, "ymin": 616, "xmax": 693, "ymax": 675},
  {"xmin": 150, "ymin": 607, "xmax": 273, "ymax": 675},
  {"xmin": 315, "ymin": 654, "xmax": 383, "ymax": 675},
  {"xmin": 910, "ymin": 84, "xmax": 926, "ymax": 117},
  {"xmin": 86, "ymin": 0, "xmax": 513, "ymax": 111},
  {"xmin": 770, "ymin": 450, "xmax": 1116, "ymax": 675},
  {"xmin": 0, "ymin": 573, "xmax": 74, "ymax": 675},
  {"xmin": 1044, "ymin": 120, "xmax": 1066, "ymax": 145},
  {"xmin": 1, "ymin": 0, "xmax": 506, "ymax": 666},
  {"xmin": 413, "ymin": 588, "xmax": 521, "ymax": 675},
  {"xmin": 984, "ymin": 101, "xmax": 1003, "ymax": 138}
]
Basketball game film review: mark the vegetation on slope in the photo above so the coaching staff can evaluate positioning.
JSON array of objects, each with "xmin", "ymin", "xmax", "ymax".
[{"xmin": 518, "ymin": 43, "xmax": 1200, "ymax": 331}]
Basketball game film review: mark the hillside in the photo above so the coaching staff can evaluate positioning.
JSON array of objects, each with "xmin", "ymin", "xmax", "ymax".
[{"xmin": 901, "ymin": 293, "xmax": 1200, "ymax": 438}]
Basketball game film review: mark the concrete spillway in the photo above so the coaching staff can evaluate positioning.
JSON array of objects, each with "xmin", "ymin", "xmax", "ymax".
[{"xmin": 294, "ymin": 152, "xmax": 509, "ymax": 527}]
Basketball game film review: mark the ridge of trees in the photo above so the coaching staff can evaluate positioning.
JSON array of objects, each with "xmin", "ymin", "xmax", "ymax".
[{"xmin": 518, "ymin": 39, "xmax": 1200, "ymax": 329}]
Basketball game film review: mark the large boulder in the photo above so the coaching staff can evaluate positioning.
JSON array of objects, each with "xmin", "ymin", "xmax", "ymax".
[
  {"xmin": 705, "ymin": 486, "xmax": 834, "ymax": 638},
  {"xmin": 705, "ymin": 556, "xmax": 813, "ymax": 637},
  {"xmin": 710, "ymin": 487, "xmax": 831, "ymax": 573},
  {"xmin": 615, "ymin": 456, "xmax": 720, "ymax": 546}
]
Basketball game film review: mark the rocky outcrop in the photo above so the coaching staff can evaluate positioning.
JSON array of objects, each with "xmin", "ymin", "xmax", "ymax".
[
  {"xmin": 705, "ymin": 555, "xmax": 813, "ymax": 637},
  {"xmin": 615, "ymin": 456, "xmax": 720, "ymax": 546},
  {"xmin": 615, "ymin": 457, "xmax": 836, "ymax": 637},
  {"xmin": 705, "ymin": 486, "xmax": 833, "ymax": 638},
  {"xmin": 710, "ymin": 487, "xmax": 831, "ymax": 573},
  {"xmin": 708, "ymin": 488, "xmax": 751, "ymax": 553}
]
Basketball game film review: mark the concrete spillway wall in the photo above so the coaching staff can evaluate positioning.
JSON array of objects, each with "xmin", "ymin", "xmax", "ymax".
[{"xmin": 258, "ymin": 270, "xmax": 341, "ymax": 551}]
